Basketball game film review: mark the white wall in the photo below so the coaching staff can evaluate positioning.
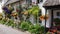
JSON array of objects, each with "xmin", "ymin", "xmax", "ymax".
[
  {"xmin": 0, "ymin": 0, "xmax": 8, "ymax": 13},
  {"xmin": 32, "ymin": 0, "xmax": 37, "ymax": 5},
  {"xmin": 38, "ymin": 0, "xmax": 46, "ymax": 15},
  {"xmin": 31, "ymin": 0, "xmax": 51, "ymax": 28},
  {"xmin": 53, "ymin": 10, "xmax": 60, "ymax": 18},
  {"xmin": 38, "ymin": 0, "xmax": 51, "ymax": 28},
  {"xmin": 0, "ymin": 0, "xmax": 4, "ymax": 13}
]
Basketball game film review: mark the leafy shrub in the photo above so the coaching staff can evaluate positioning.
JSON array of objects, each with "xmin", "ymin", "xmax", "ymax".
[
  {"xmin": 0, "ymin": 18, "xmax": 45, "ymax": 34},
  {"xmin": 28, "ymin": 6, "xmax": 39, "ymax": 16},
  {"xmin": 53, "ymin": 18, "xmax": 60, "ymax": 23},
  {"xmin": 0, "ymin": 18, "xmax": 17, "ymax": 28},
  {"xmin": 6, "ymin": 19, "xmax": 15, "ymax": 27},
  {"xmin": 29, "ymin": 23, "xmax": 45, "ymax": 34},
  {"xmin": 53, "ymin": 18, "xmax": 60, "ymax": 25},
  {"xmin": 20, "ymin": 21, "xmax": 45, "ymax": 34},
  {"xmin": 0, "ymin": 20, "xmax": 5, "ymax": 24},
  {"xmin": 20, "ymin": 21, "xmax": 30, "ymax": 31}
]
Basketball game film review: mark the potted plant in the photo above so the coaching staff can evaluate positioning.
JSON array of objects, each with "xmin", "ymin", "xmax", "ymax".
[
  {"xmin": 53, "ymin": 18, "xmax": 60, "ymax": 30},
  {"xmin": 53, "ymin": 18, "xmax": 60, "ymax": 26}
]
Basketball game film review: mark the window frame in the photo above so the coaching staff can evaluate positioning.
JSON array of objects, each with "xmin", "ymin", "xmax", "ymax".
[
  {"xmin": 56, "ymin": 12, "xmax": 60, "ymax": 17},
  {"xmin": 37, "ymin": 0, "xmax": 43, "ymax": 3}
]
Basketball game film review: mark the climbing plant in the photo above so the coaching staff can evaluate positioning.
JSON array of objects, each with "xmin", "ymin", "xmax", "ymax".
[
  {"xmin": 27, "ymin": 5, "xmax": 39, "ymax": 16},
  {"xmin": 28, "ymin": 5, "xmax": 40, "ymax": 23}
]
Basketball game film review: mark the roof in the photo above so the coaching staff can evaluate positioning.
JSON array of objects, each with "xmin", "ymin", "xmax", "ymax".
[
  {"xmin": 6, "ymin": 0, "xmax": 19, "ymax": 5},
  {"xmin": 43, "ymin": 0, "xmax": 60, "ymax": 7}
]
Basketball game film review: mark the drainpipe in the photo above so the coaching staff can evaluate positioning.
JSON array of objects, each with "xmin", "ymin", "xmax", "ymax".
[{"xmin": 51, "ymin": 9, "xmax": 54, "ymax": 28}]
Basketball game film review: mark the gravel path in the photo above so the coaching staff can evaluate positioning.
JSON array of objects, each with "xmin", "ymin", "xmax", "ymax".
[{"xmin": 0, "ymin": 24, "xmax": 30, "ymax": 34}]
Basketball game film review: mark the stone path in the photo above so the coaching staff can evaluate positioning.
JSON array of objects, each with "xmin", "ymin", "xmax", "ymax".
[{"xmin": 0, "ymin": 24, "xmax": 30, "ymax": 34}]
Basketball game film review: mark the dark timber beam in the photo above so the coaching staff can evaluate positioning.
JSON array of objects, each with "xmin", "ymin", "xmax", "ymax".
[
  {"xmin": 44, "ymin": 9, "xmax": 47, "ymax": 34},
  {"xmin": 51, "ymin": 9, "xmax": 54, "ymax": 28}
]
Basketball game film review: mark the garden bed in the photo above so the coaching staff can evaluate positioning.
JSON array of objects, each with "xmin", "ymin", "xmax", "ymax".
[{"xmin": 0, "ymin": 19, "xmax": 45, "ymax": 34}]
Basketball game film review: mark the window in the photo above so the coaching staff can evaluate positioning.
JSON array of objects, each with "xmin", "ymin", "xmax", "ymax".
[
  {"xmin": 40, "ymin": 0, "xmax": 43, "ymax": 2},
  {"xmin": 56, "ymin": 12, "xmax": 60, "ymax": 16},
  {"xmin": 37, "ymin": 0, "xmax": 40, "ymax": 3},
  {"xmin": 37, "ymin": 0, "xmax": 43, "ymax": 3}
]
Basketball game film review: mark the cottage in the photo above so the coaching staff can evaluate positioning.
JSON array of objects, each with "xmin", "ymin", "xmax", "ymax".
[
  {"xmin": 32, "ymin": 0, "xmax": 60, "ymax": 29},
  {"xmin": 43, "ymin": 0, "xmax": 60, "ymax": 30},
  {"xmin": 5, "ymin": 0, "xmax": 20, "ymax": 12},
  {"xmin": 5, "ymin": 0, "xmax": 32, "ymax": 11},
  {"xmin": 3, "ymin": 0, "xmax": 57, "ymax": 29}
]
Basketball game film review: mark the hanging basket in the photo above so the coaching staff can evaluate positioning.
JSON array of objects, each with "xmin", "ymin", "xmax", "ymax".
[
  {"xmin": 40, "ymin": 15, "xmax": 44, "ymax": 20},
  {"xmin": 44, "ymin": 15, "xmax": 49, "ymax": 20},
  {"xmin": 40, "ymin": 15, "xmax": 49, "ymax": 20}
]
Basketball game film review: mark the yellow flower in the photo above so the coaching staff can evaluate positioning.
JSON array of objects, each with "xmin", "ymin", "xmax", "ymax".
[
  {"xmin": 40, "ymin": 15, "xmax": 44, "ymax": 20},
  {"xmin": 40, "ymin": 15, "xmax": 49, "ymax": 20},
  {"xmin": 24, "ymin": 11, "xmax": 28, "ymax": 15}
]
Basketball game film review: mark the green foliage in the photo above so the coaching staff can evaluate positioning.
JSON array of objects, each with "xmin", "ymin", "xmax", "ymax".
[
  {"xmin": 20, "ymin": 21, "xmax": 30, "ymax": 31},
  {"xmin": 0, "ymin": 19, "xmax": 45, "ymax": 34},
  {"xmin": 53, "ymin": 18, "xmax": 60, "ymax": 23},
  {"xmin": 0, "ymin": 20, "xmax": 5, "ymax": 24},
  {"xmin": 0, "ymin": 18, "xmax": 8, "ymax": 24},
  {"xmin": 20, "ymin": 21, "xmax": 45, "ymax": 34},
  {"xmin": 0, "ymin": 18, "xmax": 17, "ymax": 28},
  {"xmin": 28, "ymin": 6, "xmax": 39, "ymax": 16},
  {"xmin": 53, "ymin": 18, "xmax": 60, "ymax": 25},
  {"xmin": 29, "ymin": 23, "xmax": 45, "ymax": 34},
  {"xmin": 6, "ymin": 19, "xmax": 15, "ymax": 27}
]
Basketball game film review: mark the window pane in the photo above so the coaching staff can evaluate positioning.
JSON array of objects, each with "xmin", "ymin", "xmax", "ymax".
[
  {"xmin": 37, "ymin": 0, "xmax": 40, "ymax": 3},
  {"xmin": 40, "ymin": 0, "xmax": 43, "ymax": 2},
  {"xmin": 56, "ymin": 12, "xmax": 60, "ymax": 16},
  {"xmin": 37, "ymin": 0, "xmax": 43, "ymax": 3}
]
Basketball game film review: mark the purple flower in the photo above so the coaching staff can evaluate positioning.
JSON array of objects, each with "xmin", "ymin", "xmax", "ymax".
[{"xmin": 2, "ymin": 7, "xmax": 11, "ymax": 14}]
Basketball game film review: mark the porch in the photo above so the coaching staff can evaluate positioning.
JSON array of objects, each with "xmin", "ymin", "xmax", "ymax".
[{"xmin": 43, "ymin": 0, "xmax": 60, "ymax": 33}]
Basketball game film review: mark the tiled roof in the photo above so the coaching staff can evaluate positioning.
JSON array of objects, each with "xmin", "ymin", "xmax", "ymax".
[
  {"xmin": 43, "ymin": 0, "xmax": 60, "ymax": 7},
  {"xmin": 6, "ymin": 0, "xmax": 19, "ymax": 5}
]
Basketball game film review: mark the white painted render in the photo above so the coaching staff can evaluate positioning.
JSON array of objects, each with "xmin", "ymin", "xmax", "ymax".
[
  {"xmin": 53, "ymin": 10, "xmax": 60, "ymax": 18},
  {"xmin": 31, "ymin": 0, "xmax": 51, "ymax": 28},
  {"xmin": 0, "ymin": 0, "xmax": 59, "ymax": 28},
  {"xmin": 32, "ymin": 0, "xmax": 37, "ymax": 5},
  {"xmin": 0, "ymin": 0, "xmax": 8, "ymax": 13},
  {"xmin": 38, "ymin": 0, "xmax": 51, "ymax": 28}
]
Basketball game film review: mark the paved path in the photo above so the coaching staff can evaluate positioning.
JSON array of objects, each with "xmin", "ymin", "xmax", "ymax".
[{"xmin": 0, "ymin": 24, "xmax": 30, "ymax": 34}]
